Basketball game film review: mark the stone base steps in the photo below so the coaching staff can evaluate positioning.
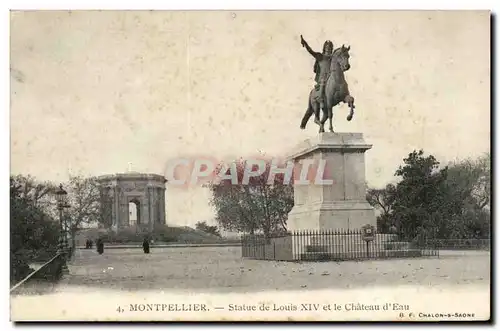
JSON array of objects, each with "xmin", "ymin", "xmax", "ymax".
[
  {"xmin": 300, "ymin": 249, "xmax": 427, "ymax": 261},
  {"xmin": 304, "ymin": 240, "xmax": 412, "ymax": 254},
  {"xmin": 300, "ymin": 241, "xmax": 424, "ymax": 261}
]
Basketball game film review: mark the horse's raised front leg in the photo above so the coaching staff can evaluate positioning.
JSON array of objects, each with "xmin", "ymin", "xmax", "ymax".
[{"xmin": 345, "ymin": 95, "xmax": 355, "ymax": 121}]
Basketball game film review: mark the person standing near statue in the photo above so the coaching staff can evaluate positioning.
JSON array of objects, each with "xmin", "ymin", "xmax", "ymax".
[
  {"xmin": 300, "ymin": 35, "xmax": 334, "ymax": 111},
  {"xmin": 96, "ymin": 238, "xmax": 104, "ymax": 255},
  {"xmin": 143, "ymin": 237, "xmax": 150, "ymax": 254}
]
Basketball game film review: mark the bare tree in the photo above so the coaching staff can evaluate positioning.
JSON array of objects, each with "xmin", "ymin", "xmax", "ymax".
[
  {"xmin": 207, "ymin": 159, "xmax": 293, "ymax": 237},
  {"xmin": 64, "ymin": 176, "xmax": 101, "ymax": 250},
  {"xmin": 10, "ymin": 174, "xmax": 57, "ymax": 211}
]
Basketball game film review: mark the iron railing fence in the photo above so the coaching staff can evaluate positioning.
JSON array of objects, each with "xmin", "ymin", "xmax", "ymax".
[{"xmin": 241, "ymin": 229, "xmax": 440, "ymax": 262}]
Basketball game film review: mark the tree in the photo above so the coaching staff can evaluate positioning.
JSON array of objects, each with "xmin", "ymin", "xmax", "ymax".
[
  {"xmin": 369, "ymin": 150, "xmax": 491, "ymax": 241},
  {"xmin": 10, "ymin": 175, "xmax": 59, "ymax": 284},
  {"xmin": 443, "ymin": 153, "xmax": 491, "ymax": 238},
  {"xmin": 10, "ymin": 174, "xmax": 57, "ymax": 214},
  {"xmin": 10, "ymin": 176, "xmax": 60, "ymax": 255},
  {"xmin": 446, "ymin": 153, "xmax": 490, "ymax": 211},
  {"xmin": 366, "ymin": 184, "xmax": 396, "ymax": 232},
  {"xmin": 195, "ymin": 221, "xmax": 221, "ymax": 237},
  {"xmin": 390, "ymin": 150, "xmax": 454, "ymax": 240},
  {"xmin": 207, "ymin": 159, "xmax": 294, "ymax": 238},
  {"xmin": 64, "ymin": 176, "xmax": 101, "ymax": 250}
]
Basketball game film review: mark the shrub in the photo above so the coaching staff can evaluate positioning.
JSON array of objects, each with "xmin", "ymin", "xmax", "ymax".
[
  {"xmin": 10, "ymin": 252, "xmax": 34, "ymax": 285},
  {"xmin": 94, "ymin": 224, "xmax": 241, "ymax": 245}
]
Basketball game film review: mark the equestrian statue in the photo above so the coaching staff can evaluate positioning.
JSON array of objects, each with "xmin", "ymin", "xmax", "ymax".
[{"xmin": 299, "ymin": 35, "xmax": 355, "ymax": 133}]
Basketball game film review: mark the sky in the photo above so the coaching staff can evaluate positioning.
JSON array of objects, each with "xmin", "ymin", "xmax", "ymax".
[{"xmin": 10, "ymin": 10, "xmax": 490, "ymax": 227}]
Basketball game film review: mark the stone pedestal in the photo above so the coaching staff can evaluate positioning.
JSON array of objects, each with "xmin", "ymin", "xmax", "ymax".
[{"xmin": 287, "ymin": 132, "xmax": 376, "ymax": 232}]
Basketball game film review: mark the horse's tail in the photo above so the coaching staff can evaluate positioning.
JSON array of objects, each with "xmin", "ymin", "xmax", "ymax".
[
  {"xmin": 307, "ymin": 89, "xmax": 313, "ymax": 110},
  {"xmin": 300, "ymin": 90, "xmax": 315, "ymax": 129}
]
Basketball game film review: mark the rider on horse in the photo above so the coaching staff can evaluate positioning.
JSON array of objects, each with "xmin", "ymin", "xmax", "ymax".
[{"xmin": 300, "ymin": 35, "xmax": 334, "ymax": 111}]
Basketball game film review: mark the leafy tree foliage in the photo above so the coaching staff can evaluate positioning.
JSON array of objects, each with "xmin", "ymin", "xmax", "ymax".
[
  {"xmin": 367, "ymin": 150, "xmax": 491, "ymax": 240},
  {"xmin": 10, "ymin": 175, "xmax": 60, "ymax": 284},
  {"xmin": 444, "ymin": 153, "xmax": 490, "ymax": 238},
  {"xmin": 10, "ymin": 174, "xmax": 102, "ymax": 284}
]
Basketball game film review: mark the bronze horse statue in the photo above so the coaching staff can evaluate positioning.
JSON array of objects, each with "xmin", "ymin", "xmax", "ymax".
[{"xmin": 300, "ymin": 45, "xmax": 355, "ymax": 133}]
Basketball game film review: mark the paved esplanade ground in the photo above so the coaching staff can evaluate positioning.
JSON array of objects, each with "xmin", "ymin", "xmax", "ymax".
[
  {"xmin": 55, "ymin": 247, "xmax": 489, "ymax": 293},
  {"xmin": 11, "ymin": 247, "xmax": 491, "ymax": 321}
]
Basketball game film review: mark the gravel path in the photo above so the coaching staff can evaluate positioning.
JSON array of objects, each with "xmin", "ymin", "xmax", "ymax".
[{"xmin": 56, "ymin": 247, "xmax": 490, "ymax": 293}]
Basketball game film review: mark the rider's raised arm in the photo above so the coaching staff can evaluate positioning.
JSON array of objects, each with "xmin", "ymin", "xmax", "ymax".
[
  {"xmin": 301, "ymin": 36, "xmax": 321, "ymax": 59},
  {"xmin": 304, "ymin": 42, "xmax": 321, "ymax": 59}
]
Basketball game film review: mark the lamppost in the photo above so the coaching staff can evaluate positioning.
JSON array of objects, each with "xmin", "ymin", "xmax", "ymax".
[
  {"xmin": 64, "ymin": 209, "xmax": 72, "ymax": 257},
  {"xmin": 55, "ymin": 184, "xmax": 69, "ymax": 274}
]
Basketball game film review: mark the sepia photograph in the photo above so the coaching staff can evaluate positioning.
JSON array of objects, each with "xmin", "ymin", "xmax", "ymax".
[{"xmin": 9, "ymin": 8, "xmax": 491, "ymax": 322}]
